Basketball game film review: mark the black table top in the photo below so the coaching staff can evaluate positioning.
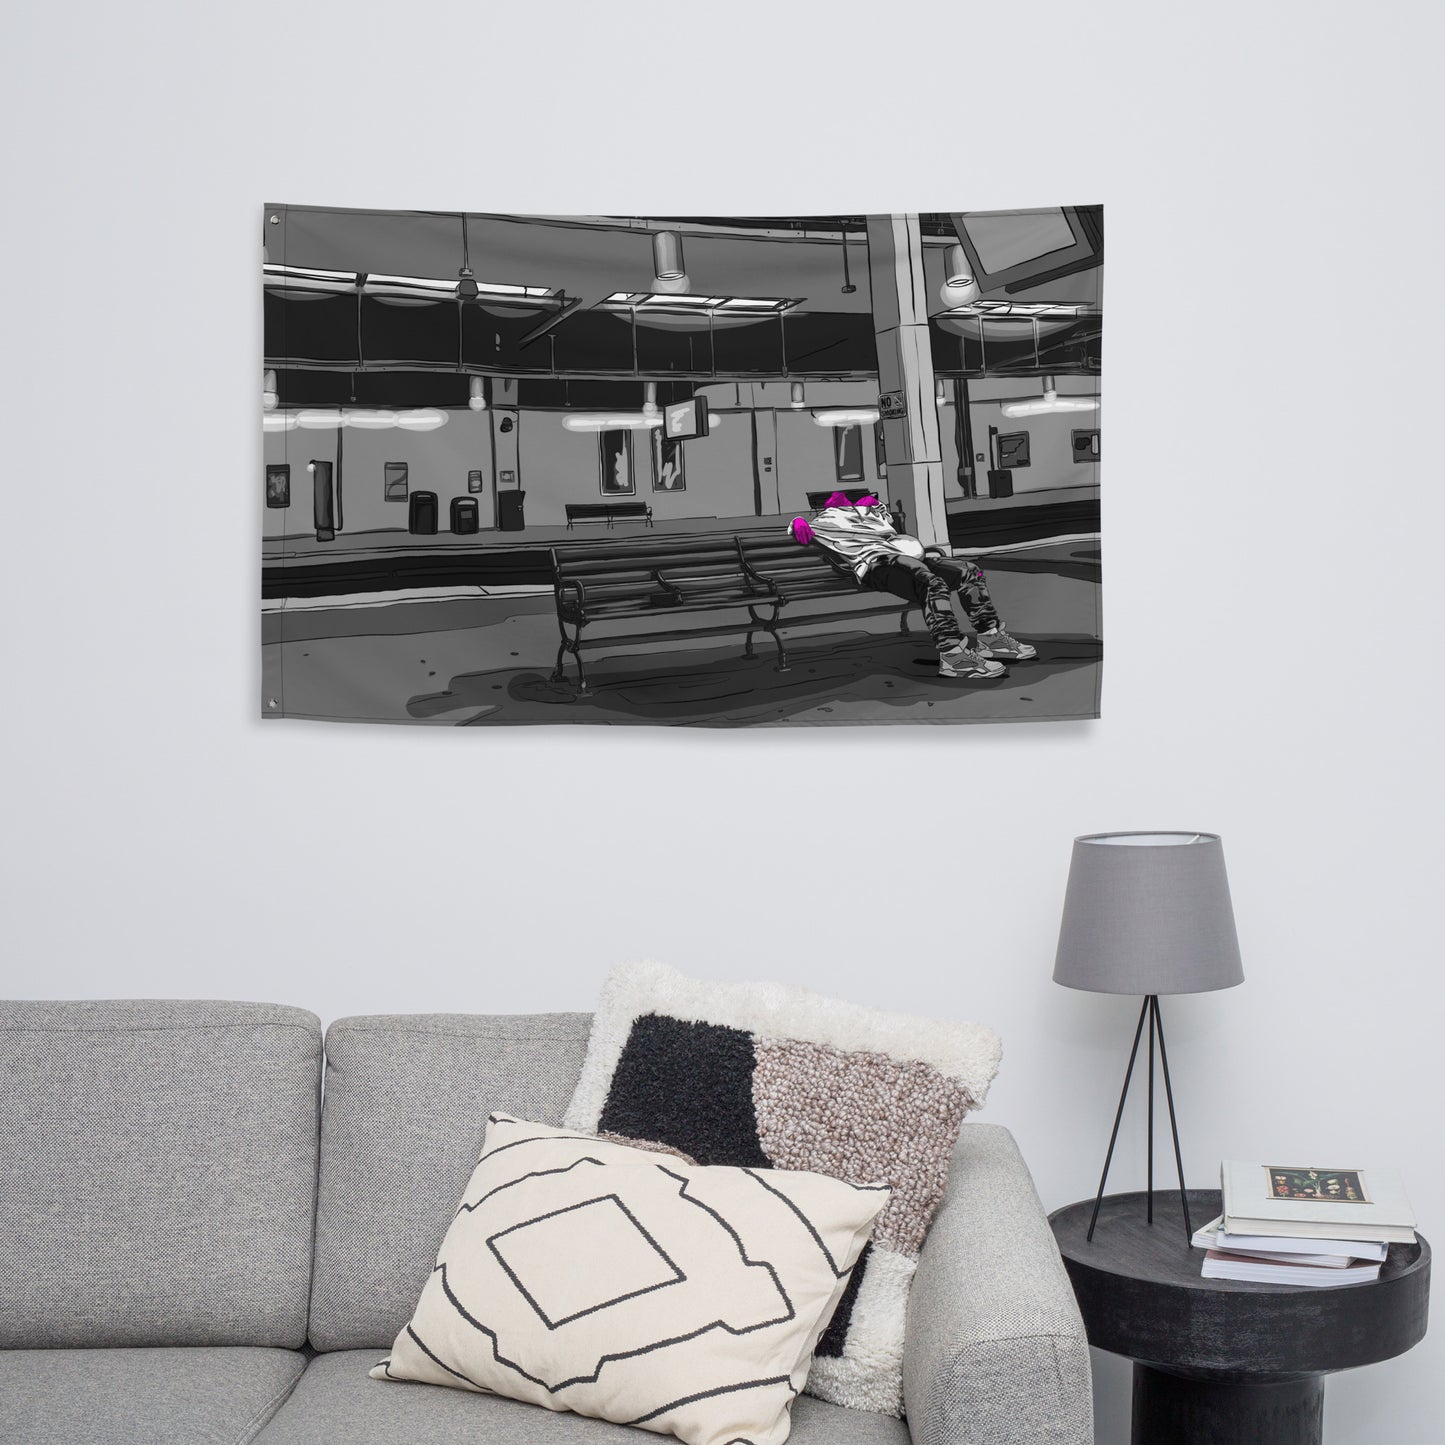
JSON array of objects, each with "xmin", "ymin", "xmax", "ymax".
[{"xmin": 1050, "ymin": 1190, "xmax": 1431, "ymax": 1376}]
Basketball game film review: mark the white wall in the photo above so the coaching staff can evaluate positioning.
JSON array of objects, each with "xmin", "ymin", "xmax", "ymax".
[{"xmin": 2, "ymin": 4, "xmax": 1442, "ymax": 1442}]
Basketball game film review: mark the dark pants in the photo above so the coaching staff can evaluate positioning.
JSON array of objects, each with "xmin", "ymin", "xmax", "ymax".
[{"xmin": 859, "ymin": 554, "xmax": 1002, "ymax": 653}]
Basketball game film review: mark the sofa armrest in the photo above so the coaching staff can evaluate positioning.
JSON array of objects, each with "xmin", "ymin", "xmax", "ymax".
[{"xmin": 903, "ymin": 1124, "xmax": 1092, "ymax": 1445}]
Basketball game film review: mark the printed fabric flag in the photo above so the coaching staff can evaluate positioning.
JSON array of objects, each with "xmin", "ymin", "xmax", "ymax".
[{"xmin": 262, "ymin": 207, "xmax": 1101, "ymax": 727}]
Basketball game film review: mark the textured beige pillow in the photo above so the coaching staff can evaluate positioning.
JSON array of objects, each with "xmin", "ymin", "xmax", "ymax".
[
  {"xmin": 564, "ymin": 960, "xmax": 1002, "ymax": 1414},
  {"xmin": 373, "ymin": 1114, "xmax": 888, "ymax": 1445}
]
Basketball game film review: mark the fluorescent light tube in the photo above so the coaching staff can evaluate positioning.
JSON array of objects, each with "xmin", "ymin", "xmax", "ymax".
[
  {"xmin": 562, "ymin": 412, "xmax": 662, "ymax": 433},
  {"xmin": 1000, "ymin": 392, "xmax": 1100, "ymax": 418}
]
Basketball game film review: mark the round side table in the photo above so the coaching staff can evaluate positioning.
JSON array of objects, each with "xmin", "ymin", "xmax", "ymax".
[{"xmin": 1050, "ymin": 1189, "xmax": 1430, "ymax": 1445}]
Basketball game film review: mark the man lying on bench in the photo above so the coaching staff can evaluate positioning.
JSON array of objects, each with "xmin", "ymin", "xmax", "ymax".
[{"xmin": 788, "ymin": 490, "xmax": 1036, "ymax": 680}]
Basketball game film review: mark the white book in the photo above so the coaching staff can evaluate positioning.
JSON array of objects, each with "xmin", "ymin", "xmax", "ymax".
[
  {"xmin": 1202, "ymin": 1249, "xmax": 1382, "ymax": 1288},
  {"xmin": 1220, "ymin": 1161, "xmax": 1416, "ymax": 1244},
  {"xmin": 1191, "ymin": 1215, "xmax": 1389, "ymax": 1264}
]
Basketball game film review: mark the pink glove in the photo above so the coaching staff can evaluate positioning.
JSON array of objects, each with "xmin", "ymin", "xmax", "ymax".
[{"xmin": 790, "ymin": 517, "xmax": 815, "ymax": 545}]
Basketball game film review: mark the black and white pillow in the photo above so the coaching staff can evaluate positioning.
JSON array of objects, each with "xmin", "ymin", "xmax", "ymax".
[
  {"xmin": 373, "ymin": 1115, "xmax": 888, "ymax": 1445},
  {"xmin": 564, "ymin": 960, "xmax": 1002, "ymax": 1415}
]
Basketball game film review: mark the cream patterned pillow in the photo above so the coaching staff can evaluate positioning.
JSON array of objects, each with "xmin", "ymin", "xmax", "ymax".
[{"xmin": 372, "ymin": 1115, "xmax": 889, "ymax": 1445}]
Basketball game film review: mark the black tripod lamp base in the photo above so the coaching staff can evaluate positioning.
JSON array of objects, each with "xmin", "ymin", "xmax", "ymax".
[{"xmin": 1087, "ymin": 994, "xmax": 1193, "ymax": 1244}]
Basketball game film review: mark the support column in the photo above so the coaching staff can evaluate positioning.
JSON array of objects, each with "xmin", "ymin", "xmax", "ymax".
[
  {"xmin": 865, "ymin": 214, "xmax": 948, "ymax": 548},
  {"xmin": 751, "ymin": 408, "xmax": 780, "ymax": 515},
  {"xmin": 954, "ymin": 376, "xmax": 977, "ymax": 498},
  {"xmin": 491, "ymin": 377, "xmax": 521, "ymax": 530}
]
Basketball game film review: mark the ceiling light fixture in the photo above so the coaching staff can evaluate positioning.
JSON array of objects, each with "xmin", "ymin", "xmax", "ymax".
[
  {"xmin": 652, "ymin": 231, "xmax": 689, "ymax": 294},
  {"xmin": 790, "ymin": 382, "xmax": 806, "ymax": 409},
  {"xmin": 261, "ymin": 264, "xmax": 358, "ymax": 295},
  {"xmin": 562, "ymin": 407, "xmax": 721, "ymax": 434},
  {"xmin": 598, "ymin": 292, "xmax": 795, "ymax": 314},
  {"xmin": 396, "ymin": 408, "xmax": 449, "ymax": 432},
  {"xmin": 262, "ymin": 369, "xmax": 278, "ymax": 412},
  {"xmin": 938, "ymin": 300, "xmax": 1091, "ymax": 318},
  {"xmin": 289, "ymin": 408, "xmax": 450, "ymax": 432},
  {"xmin": 940, "ymin": 242, "xmax": 982, "ymax": 309},
  {"xmin": 811, "ymin": 407, "xmax": 881, "ymax": 427},
  {"xmin": 366, "ymin": 273, "xmax": 554, "ymax": 302},
  {"xmin": 469, "ymin": 377, "xmax": 489, "ymax": 412},
  {"xmin": 340, "ymin": 410, "xmax": 399, "ymax": 430},
  {"xmin": 457, "ymin": 214, "xmax": 479, "ymax": 301},
  {"xmin": 935, "ymin": 378, "xmax": 947, "ymax": 407},
  {"xmin": 263, "ymin": 264, "xmax": 559, "ymax": 306},
  {"xmin": 1001, "ymin": 375, "xmax": 1101, "ymax": 419},
  {"xmin": 563, "ymin": 412, "xmax": 661, "ymax": 433}
]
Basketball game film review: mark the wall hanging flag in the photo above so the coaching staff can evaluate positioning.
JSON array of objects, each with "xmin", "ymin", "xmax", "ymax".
[{"xmin": 261, "ymin": 206, "xmax": 1102, "ymax": 727}]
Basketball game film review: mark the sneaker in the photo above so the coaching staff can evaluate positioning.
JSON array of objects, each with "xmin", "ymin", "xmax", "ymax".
[
  {"xmin": 977, "ymin": 627, "xmax": 1037, "ymax": 662},
  {"xmin": 938, "ymin": 644, "xmax": 1006, "ymax": 680}
]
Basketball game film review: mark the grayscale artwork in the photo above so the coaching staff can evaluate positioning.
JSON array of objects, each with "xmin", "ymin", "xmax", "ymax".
[{"xmin": 261, "ymin": 207, "xmax": 1102, "ymax": 726}]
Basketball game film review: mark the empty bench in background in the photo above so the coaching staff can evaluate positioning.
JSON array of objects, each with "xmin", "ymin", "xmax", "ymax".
[
  {"xmin": 548, "ymin": 531, "xmax": 937, "ymax": 693},
  {"xmin": 564, "ymin": 501, "xmax": 654, "ymax": 529}
]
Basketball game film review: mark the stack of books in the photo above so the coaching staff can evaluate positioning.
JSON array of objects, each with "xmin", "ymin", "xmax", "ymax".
[{"xmin": 1192, "ymin": 1161, "xmax": 1416, "ymax": 1287}]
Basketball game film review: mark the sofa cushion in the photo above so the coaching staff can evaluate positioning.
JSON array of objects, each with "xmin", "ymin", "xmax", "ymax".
[
  {"xmin": 309, "ymin": 1013, "xmax": 592, "ymax": 1350},
  {"xmin": 0, "ymin": 1346, "xmax": 306, "ymax": 1445},
  {"xmin": 256, "ymin": 1351, "xmax": 910, "ymax": 1444},
  {"xmin": 0, "ymin": 1000, "xmax": 322, "ymax": 1349}
]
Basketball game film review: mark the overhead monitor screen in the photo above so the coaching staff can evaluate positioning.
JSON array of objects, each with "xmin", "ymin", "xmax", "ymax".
[
  {"xmin": 963, "ymin": 210, "xmax": 1079, "ymax": 273},
  {"xmin": 664, "ymin": 397, "xmax": 710, "ymax": 440},
  {"xmin": 951, "ymin": 206, "xmax": 1103, "ymax": 294}
]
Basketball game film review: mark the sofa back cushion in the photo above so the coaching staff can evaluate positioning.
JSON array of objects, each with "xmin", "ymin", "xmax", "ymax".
[
  {"xmin": 0, "ymin": 999, "xmax": 322, "ymax": 1349},
  {"xmin": 308, "ymin": 1012, "xmax": 591, "ymax": 1350}
]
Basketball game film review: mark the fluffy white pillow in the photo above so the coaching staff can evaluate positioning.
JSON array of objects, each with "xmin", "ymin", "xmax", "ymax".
[{"xmin": 373, "ymin": 1114, "xmax": 888, "ymax": 1445}]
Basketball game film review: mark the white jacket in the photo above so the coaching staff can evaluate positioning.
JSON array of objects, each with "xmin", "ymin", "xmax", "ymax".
[{"xmin": 789, "ymin": 502, "xmax": 925, "ymax": 579}]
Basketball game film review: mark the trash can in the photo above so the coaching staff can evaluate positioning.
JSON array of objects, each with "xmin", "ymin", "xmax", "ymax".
[
  {"xmin": 451, "ymin": 496, "xmax": 479, "ymax": 535},
  {"xmin": 408, "ymin": 491, "xmax": 438, "ymax": 535},
  {"xmin": 986, "ymin": 469, "xmax": 1014, "ymax": 499},
  {"xmin": 497, "ymin": 489, "xmax": 526, "ymax": 532}
]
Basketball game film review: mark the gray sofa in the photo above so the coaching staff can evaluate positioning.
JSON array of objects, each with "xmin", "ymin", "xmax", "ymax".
[{"xmin": 0, "ymin": 1000, "xmax": 1092, "ymax": 1445}]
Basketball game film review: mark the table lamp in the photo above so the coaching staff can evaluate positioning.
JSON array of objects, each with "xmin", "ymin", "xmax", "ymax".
[{"xmin": 1054, "ymin": 831, "xmax": 1243, "ymax": 1243}]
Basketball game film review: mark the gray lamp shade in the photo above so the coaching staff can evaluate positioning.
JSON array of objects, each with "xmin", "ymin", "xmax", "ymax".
[{"xmin": 1054, "ymin": 832, "xmax": 1244, "ymax": 995}]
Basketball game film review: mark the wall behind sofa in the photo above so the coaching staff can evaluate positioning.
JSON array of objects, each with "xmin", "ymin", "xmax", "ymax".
[{"xmin": 2, "ymin": 4, "xmax": 1441, "ymax": 1443}]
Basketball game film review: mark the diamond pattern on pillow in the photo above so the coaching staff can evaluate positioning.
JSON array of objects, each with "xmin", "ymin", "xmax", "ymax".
[{"xmin": 373, "ymin": 1115, "xmax": 888, "ymax": 1445}]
